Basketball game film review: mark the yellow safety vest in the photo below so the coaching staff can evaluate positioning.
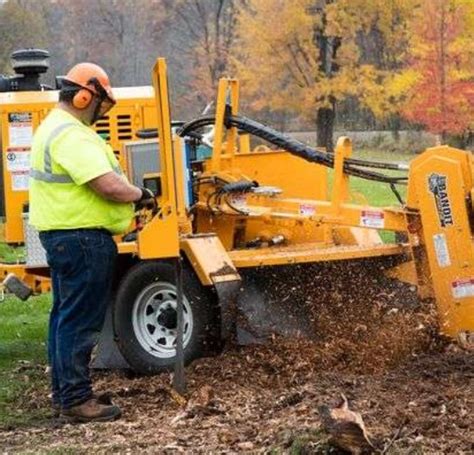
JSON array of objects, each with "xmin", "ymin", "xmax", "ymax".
[{"xmin": 29, "ymin": 108, "xmax": 134, "ymax": 234}]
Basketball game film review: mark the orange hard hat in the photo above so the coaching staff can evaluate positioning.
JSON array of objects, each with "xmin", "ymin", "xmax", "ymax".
[{"xmin": 64, "ymin": 62, "xmax": 116, "ymax": 105}]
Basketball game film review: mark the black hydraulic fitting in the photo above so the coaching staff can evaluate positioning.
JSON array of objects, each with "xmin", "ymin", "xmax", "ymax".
[{"xmin": 220, "ymin": 180, "xmax": 258, "ymax": 193}]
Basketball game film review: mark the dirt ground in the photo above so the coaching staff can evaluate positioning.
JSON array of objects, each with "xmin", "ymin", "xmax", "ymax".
[{"xmin": 1, "ymin": 262, "xmax": 473, "ymax": 454}]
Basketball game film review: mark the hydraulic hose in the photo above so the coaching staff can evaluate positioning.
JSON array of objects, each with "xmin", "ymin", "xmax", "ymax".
[
  {"xmin": 176, "ymin": 115, "xmax": 408, "ymax": 185},
  {"xmin": 336, "ymin": 156, "xmax": 409, "ymax": 171},
  {"xmin": 178, "ymin": 115, "xmax": 331, "ymax": 166},
  {"xmin": 136, "ymin": 115, "xmax": 408, "ymax": 185}
]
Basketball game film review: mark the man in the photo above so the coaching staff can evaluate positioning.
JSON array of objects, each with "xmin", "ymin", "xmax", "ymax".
[{"xmin": 29, "ymin": 62, "xmax": 154, "ymax": 423}]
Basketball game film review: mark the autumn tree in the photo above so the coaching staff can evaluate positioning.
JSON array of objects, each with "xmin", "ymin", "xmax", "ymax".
[
  {"xmin": 235, "ymin": 0, "xmax": 416, "ymax": 151},
  {"xmin": 0, "ymin": 0, "xmax": 48, "ymax": 74},
  {"xmin": 401, "ymin": 0, "xmax": 474, "ymax": 142}
]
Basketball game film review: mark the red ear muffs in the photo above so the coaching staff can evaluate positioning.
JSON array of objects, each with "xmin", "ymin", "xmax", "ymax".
[{"xmin": 72, "ymin": 88, "xmax": 93, "ymax": 109}]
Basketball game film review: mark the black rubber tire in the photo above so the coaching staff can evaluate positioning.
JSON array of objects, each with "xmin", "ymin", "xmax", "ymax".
[{"xmin": 113, "ymin": 260, "xmax": 219, "ymax": 374}]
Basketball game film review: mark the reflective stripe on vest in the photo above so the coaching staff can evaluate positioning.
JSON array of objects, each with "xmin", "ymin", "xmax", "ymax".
[
  {"xmin": 30, "ymin": 122, "xmax": 123, "ymax": 183},
  {"xmin": 30, "ymin": 123, "xmax": 76, "ymax": 184},
  {"xmin": 30, "ymin": 169, "xmax": 73, "ymax": 183}
]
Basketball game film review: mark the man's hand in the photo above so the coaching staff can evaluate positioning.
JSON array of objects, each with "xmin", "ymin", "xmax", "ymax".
[{"xmin": 135, "ymin": 187, "xmax": 157, "ymax": 211}]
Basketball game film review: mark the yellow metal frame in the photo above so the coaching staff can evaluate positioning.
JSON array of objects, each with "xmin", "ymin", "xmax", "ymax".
[
  {"xmin": 407, "ymin": 146, "xmax": 474, "ymax": 337},
  {"xmin": 195, "ymin": 79, "xmax": 408, "ymax": 260},
  {"xmin": 210, "ymin": 79, "xmax": 239, "ymax": 172},
  {"xmin": 181, "ymin": 235, "xmax": 240, "ymax": 285},
  {"xmin": 200, "ymin": 79, "xmax": 407, "ymax": 236},
  {"xmin": 137, "ymin": 58, "xmax": 179, "ymax": 259},
  {"xmin": 229, "ymin": 243, "xmax": 410, "ymax": 268}
]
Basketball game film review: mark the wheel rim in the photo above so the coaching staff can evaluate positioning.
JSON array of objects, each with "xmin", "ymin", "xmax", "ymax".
[{"xmin": 132, "ymin": 281, "xmax": 193, "ymax": 359}]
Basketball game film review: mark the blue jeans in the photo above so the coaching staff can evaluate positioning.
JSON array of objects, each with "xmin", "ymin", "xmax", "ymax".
[{"xmin": 39, "ymin": 229, "xmax": 117, "ymax": 409}]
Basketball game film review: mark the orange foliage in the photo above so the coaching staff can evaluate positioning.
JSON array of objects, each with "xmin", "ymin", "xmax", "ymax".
[{"xmin": 401, "ymin": 0, "xmax": 474, "ymax": 135}]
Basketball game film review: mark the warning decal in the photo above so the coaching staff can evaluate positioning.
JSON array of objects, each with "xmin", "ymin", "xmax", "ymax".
[
  {"xmin": 8, "ymin": 112, "xmax": 33, "ymax": 147},
  {"xmin": 433, "ymin": 233, "xmax": 451, "ymax": 268},
  {"xmin": 451, "ymin": 278, "xmax": 474, "ymax": 299},
  {"xmin": 360, "ymin": 210, "xmax": 384, "ymax": 228},
  {"xmin": 11, "ymin": 170, "xmax": 29, "ymax": 192},
  {"xmin": 6, "ymin": 147, "xmax": 31, "ymax": 172},
  {"xmin": 299, "ymin": 204, "xmax": 316, "ymax": 216}
]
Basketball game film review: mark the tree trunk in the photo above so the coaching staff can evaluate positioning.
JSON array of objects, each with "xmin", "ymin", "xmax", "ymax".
[
  {"xmin": 389, "ymin": 116, "xmax": 401, "ymax": 142},
  {"xmin": 317, "ymin": 106, "xmax": 335, "ymax": 152},
  {"xmin": 441, "ymin": 130, "xmax": 447, "ymax": 144},
  {"xmin": 312, "ymin": 1, "xmax": 340, "ymax": 153}
]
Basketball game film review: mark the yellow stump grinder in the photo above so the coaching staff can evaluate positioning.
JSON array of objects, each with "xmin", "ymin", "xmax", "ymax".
[{"xmin": 0, "ymin": 52, "xmax": 472, "ymax": 374}]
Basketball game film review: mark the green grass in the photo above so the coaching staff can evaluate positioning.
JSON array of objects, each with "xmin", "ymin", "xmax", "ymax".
[
  {"xmin": 331, "ymin": 149, "xmax": 410, "ymax": 206},
  {"xmin": 347, "ymin": 149, "xmax": 410, "ymax": 206},
  {"xmin": 0, "ymin": 294, "xmax": 50, "ymax": 369},
  {"xmin": 329, "ymin": 149, "xmax": 412, "ymax": 242},
  {"xmin": 0, "ymin": 241, "xmax": 25, "ymax": 263},
  {"xmin": 0, "ymin": 293, "xmax": 51, "ymax": 427}
]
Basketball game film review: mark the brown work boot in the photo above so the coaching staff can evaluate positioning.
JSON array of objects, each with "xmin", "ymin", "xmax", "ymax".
[
  {"xmin": 52, "ymin": 393, "xmax": 111, "ymax": 418},
  {"xmin": 61, "ymin": 398, "xmax": 121, "ymax": 423}
]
